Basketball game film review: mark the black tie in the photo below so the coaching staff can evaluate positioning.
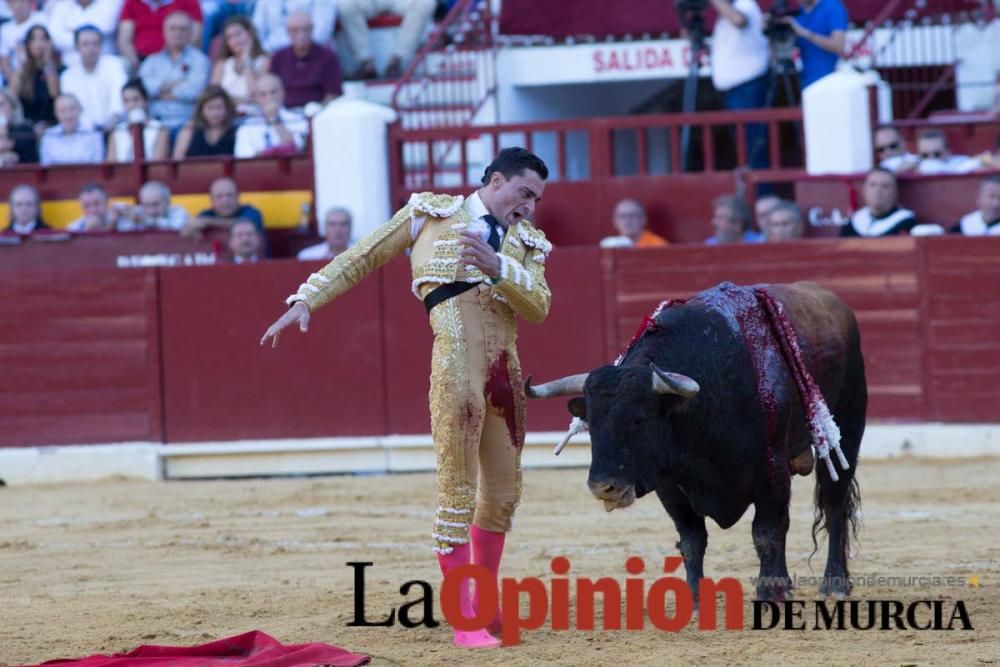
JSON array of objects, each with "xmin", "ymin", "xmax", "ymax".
[{"xmin": 483, "ymin": 214, "xmax": 502, "ymax": 252}]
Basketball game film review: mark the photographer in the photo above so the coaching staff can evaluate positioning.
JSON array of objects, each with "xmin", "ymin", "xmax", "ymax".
[
  {"xmin": 777, "ymin": 0, "xmax": 848, "ymax": 89},
  {"xmin": 709, "ymin": 0, "xmax": 770, "ymax": 167}
]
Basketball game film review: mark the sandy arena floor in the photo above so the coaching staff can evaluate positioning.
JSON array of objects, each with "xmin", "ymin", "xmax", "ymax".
[{"xmin": 1, "ymin": 457, "xmax": 998, "ymax": 666}]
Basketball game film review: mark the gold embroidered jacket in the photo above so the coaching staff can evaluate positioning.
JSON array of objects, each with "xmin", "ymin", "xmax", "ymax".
[{"xmin": 286, "ymin": 192, "xmax": 553, "ymax": 323}]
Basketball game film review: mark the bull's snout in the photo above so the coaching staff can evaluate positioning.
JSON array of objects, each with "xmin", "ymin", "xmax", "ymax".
[{"xmin": 588, "ymin": 477, "xmax": 637, "ymax": 512}]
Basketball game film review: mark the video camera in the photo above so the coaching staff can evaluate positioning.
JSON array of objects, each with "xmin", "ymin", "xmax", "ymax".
[
  {"xmin": 674, "ymin": 0, "xmax": 708, "ymax": 49},
  {"xmin": 765, "ymin": 0, "xmax": 799, "ymax": 64}
]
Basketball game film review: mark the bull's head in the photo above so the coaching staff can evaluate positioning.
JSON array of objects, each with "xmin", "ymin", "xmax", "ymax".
[{"xmin": 527, "ymin": 363, "xmax": 699, "ymax": 512}]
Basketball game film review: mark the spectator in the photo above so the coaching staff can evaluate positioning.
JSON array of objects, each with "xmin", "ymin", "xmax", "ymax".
[
  {"xmin": 182, "ymin": 176, "xmax": 265, "ymax": 239},
  {"xmin": 0, "ymin": 87, "xmax": 39, "ymax": 164},
  {"xmin": 118, "ymin": 0, "xmax": 203, "ymax": 70},
  {"xmin": 3, "ymin": 184, "xmax": 49, "ymax": 234},
  {"xmin": 874, "ymin": 125, "xmax": 918, "ymax": 173},
  {"xmin": 228, "ymin": 218, "xmax": 261, "ymax": 263},
  {"xmin": 234, "ymin": 74, "xmax": 308, "ymax": 158},
  {"xmin": 297, "ymin": 206, "xmax": 353, "ymax": 260},
  {"xmin": 201, "ymin": 0, "xmax": 253, "ymax": 53},
  {"xmin": 710, "ymin": 0, "xmax": 769, "ymax": 168},
  {"xmin": 339, "ymin": 0, "xmax": 436, "ymax": 80},
  {"xmin": 761, "ymin": 200, "xmax": 804, "ymax": 242},
  {"xmin": 59, "ymin": 26, "xmax": 127, "ymax": 131},
  {"xmin": 953, "ymin": 175, "xmax": 1000, "ymax": 236},
  {"xmin": 840, "ymin": 168, "xmax": 916, "ymax": 237},
  {"xmin": 706, "ymin": 194, "xmax": 763, "ymax": 244},
  {"xmin": 12, "ymin": 25, "xmax": 62, "ymax": 130},
  {"xmin": 915, "ymin": 129, "xmax": 980, "ymax": 175},
  {"xmin": 138, "ymin": 11, "xmax": 210, "ymax": 130},
  {"xmin": 118, "ymin": 180, "xmax": 189, "ymax": 231},
  {"xmin": 106, "ymin": 78, "xmax": 169, "ymax": 161},
  {"xmin": 209, "ymin": 15, "xmax": 268, "ymax": 112},
  {"xmin": 66, "ymin": 183, "xmax": 121, "ymax": 232},
  {"xmin": 47, "ymin": 0, "xmax": 120, "ymax": 62},
  {"xmin": 754, "ymin": 193, "xmax": 781, "ymax": 230},
  {"xmin": 252, "ymin": 0, "xmax": 336, "ymax": 54},
  {"xmin": 269, "ymin": 10, "xmax": 342, "ymax": 109},
  {"xmin": 599, "ymin": 198, "xmax": 668, "ymax": 248},
  {"xmin": 39, "ymin": 93, "xmax": 104, "ymax": 164},
  {"xmin": 778, "ymin": 0, "xmax": 847, "ymax": 89},
  {"xmin": 171, "ymin": 84, "xmax": 237, "ymax": 158},
  {"xmin": 0, "ymin": 0, "xmax": 46, "ymax": 84}
]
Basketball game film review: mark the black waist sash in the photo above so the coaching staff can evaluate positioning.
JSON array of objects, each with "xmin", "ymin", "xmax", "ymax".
[{"xmin": 423, "ymin": 281, "xmax": 477, "ymax": 314}]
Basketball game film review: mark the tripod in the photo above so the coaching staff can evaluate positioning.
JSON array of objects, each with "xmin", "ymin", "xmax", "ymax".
[
  {"xmin": 679, "ymin": 26, "xmax": 706, "ymax": 173},
  {"xmin": 748, "ymin": 56, "xmax": 802, "ymax": 170}
]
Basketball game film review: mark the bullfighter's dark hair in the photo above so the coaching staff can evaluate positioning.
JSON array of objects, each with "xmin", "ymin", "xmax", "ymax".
[{"xmin": 481, "ymin": 147, "xmax": 549, "ymax": 185}]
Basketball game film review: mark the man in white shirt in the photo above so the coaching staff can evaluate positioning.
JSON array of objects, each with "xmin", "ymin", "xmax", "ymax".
[
  {"xmin": 710, "ymin": 0, "xmax": 770, "ymax": 168},
  {"xmin": 59, "ymin": 26, "xmax": 127, "ymax": 131},
  {"xmin": 252, "ymin": 0, "xmax": 335, "ymax": 53},
  {"xmin": 47, "ymin": 0, "xmax": 121, "ymax": 63},
  {"xmin": 0, "ymin": 0, "xmax": 46, "ymax": 84},
  {"xmin": 67, "ymin": 183, "xmax": 122, "ymax": 232},
  {"xmin": 916, "ymin": 129, "xmax": 981, "ymax": 175},
  {"xmin": 954, "ymin": 175, "xmax": 1000, "ymax": 236},
  {"xmin": 39, "ymin": 93, "xmax": 105, "ymax": 165},
  {"xmin": 297, "ymin": 206, "xmax": 353, "ymax": 260},
  {"xmin": 235, "ymin": 74, "xmax": 308, "ymax": 158},
  {"xmin": 874, "ymin": 125, "xmax": 919, "ymax": 173},
  {"xmin": 840, "ymin": 168, "xmax": 917, "ymax": 238},
  {"xmin": 118, "ymin": 180, "xmax": 189, "ymax": 231}
]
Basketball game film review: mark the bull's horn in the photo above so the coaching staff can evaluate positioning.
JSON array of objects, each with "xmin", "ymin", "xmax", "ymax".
[
  {"xmin": 650, "ymin": 363, "xmax": 700, "ymax": 398},
  {"xmin": 525, "ymin": 373, "xmax": 590, "ymax": 398}
]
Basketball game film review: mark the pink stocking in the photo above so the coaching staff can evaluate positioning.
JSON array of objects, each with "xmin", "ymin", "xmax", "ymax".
[
  {"xmin": 470, "ymin": 525, "xmax": 506, "ymax": 634},
  {"xmin": 437, "ymin": 544, "xmax": 501, "ymax": 648}
]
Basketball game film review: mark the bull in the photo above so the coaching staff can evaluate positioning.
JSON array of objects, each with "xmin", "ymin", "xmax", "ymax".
[{"xmin": 527, "ymin": 281, "xmax": 865, "ymax": 602}]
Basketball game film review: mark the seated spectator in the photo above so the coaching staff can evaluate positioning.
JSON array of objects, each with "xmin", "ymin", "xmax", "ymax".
[
  {"xmin": 252, "ymin": 0, "xmax": 335, "ymax": 54},
  {"xmin": 3, "ymin": 184, "xmax": 49, "ymax": 234},
  {"xmin": 0, "ymin": 87, "xmax": 39, "ymax": 165},
  {"xmin": 234, "ymin": 74, "xmax": 308, "ymax": 158},
  {"xmin": 706, "ymin": 195, "xmax": 763, "ymax": 244},
  {"xmin": 172, "ymin": 85, "xmax": 237, "ymax": 158},
  {"xmin": 118, "ymin": 0, "xmax": 203, "ymax": 70},
  {"xmin": 0, "ymin": 0, "xmax": 46, "ymax": 84},
  {"xmin": 599, "ymin": 198, "xmax": 668, "ymax": 248},
  {"xmin": 209, "ymin": 16, "xmax": 268, "ymax": 112},
  {"xmin": 840, "ymin": 168, "xmax": 916, "ymax": 237},
  {"xmin": 118, "ymin": 180, "xmax": 188, "ymax": 231},
  {"xmin": 874, "ymin": 125, "xmax": 918, "ymax": 173},
  {"xmin": 270, "ymin": 10, "xmax": 342, "ymax": 109},
  {"xmin": 39, "ymin": 93, "xmax": 104, "ymax": 164},
  {"xmin": 182, "ymin": 176, "xmax": 264, "ymax": 238},
  {"xmin": 761, "ymin": 200, "xmax": 804, "ymax": 242},
  {"xmin": 174, "ymin": 86, "xmax": 236, "ymax": 160},
  {"xmin": 201, "ymin": 0, "xmax": 253, "ymax": 53},
  {"xmin": 916, "ymin": 129, "xmax": 980, "ymax": 175},
  {"xmin": 754, "ymin": 193, "xmax": 781, "ymax": 230},
  {"xmin": 228, "ymin": 218, "xmax": 262, "ymax": 263},
  {"xmin": 48, "ymin": 0, "xmax": 120, "ymax": 63},
  {"xmin": 12, "ymin": 25, "xmax": 63, "ymax": 130},
  {"xmin": 138, "ymin": 11, "xmax": 210, "ymax": 130},
  {"xmin": 339, "ymin": 0, "xmax": 436, "ymax": 79},
  {"xmin": 66, "ymin": 183, "xmax": 121, "ymax": 232},
  {"xmin": 297, "ymin": 206, "xmax": 353, "ymax": 260},
  {"xmin": 106, "ymin": 78, "xmax": 170, "ymax": 161},
  {"xmin": 59, "ymin": 26, "xmax": 127, "ymax": 131},
  {"xmin": 953, "ymin": 175, "xmax": 1000, "ymax": 236}
]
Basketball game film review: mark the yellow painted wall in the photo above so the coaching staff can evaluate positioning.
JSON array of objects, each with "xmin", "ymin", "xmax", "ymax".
[{"xmin": 1, "ymin": 190, "xmax": 312, "ymax": 229}]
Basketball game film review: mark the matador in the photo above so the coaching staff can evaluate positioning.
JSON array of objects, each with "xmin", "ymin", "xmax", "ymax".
[{"xmin": 261, "ymin": 148, "xmax": 553, "ymax": 648}]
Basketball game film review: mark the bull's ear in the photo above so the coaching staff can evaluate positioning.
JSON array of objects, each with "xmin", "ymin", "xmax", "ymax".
[{"xmin": 567, "ymin": 397, "xmax": 587, "ymax": 420}]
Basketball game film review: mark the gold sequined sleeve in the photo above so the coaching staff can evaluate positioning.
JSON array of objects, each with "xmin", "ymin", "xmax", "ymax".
[
  {"xmin": 492, "ymin": 225, "xmax": 552, "ymax": 324},
  {"xmin": 286, "ymin": 205, "xmax": 413, "ymax": 312}
]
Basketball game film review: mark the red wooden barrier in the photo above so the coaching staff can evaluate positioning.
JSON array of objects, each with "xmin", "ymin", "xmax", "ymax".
[{"xmin": 2, "ymin": 238, "xmax": 999, "ymax": 449}]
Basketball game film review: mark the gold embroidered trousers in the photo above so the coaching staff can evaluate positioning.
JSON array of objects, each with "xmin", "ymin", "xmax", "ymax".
[{"xmin": 428, "ymin": 285, "xmax": 526, "ymax": 554}]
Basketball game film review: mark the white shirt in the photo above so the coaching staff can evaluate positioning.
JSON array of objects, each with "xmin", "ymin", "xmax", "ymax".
[
  {"xmin": 848, "ymin": 206, "xmax": 916, "ymax": 237},
  {"xmin": 39, "ymin": 125, "xmax": 105, "ymax": 165},
  {"xmin": 10, "ymin": 219, "xmax": 41, "ymax": 234},
  {"xmin": 710, "ymin": 0, "xmax": 770, "ymax": 91},
  {"xmin": 879, "ymin": 152, "xmax": 919, "ymax": 172},
  {"xmin": 234, "ymin": 108, "xmax": 309, "ymax": 158},
  {"xmin": 297, "ymin": 241, "xmax": 335, "ymax": 261},
  {"xmin": 117, "ymin": 204, "xmax": 188, "ymax": 232},
  {"xmin": 47, "ymin": 0, "xmax": 122, "ymax": 59},
  {"xmin": 59, "ymin": 55, "xmax": 127, "ymax": 130},
  {"xmin": 109, "ymin": 121, "xmax": 163, "ymax": 162},
  {"xmin": 252, "ymin": 0, "xmax": 336, "ymax": 53},
  {"xmin": 916, "ymin": 154, "xmax": 981, "ymax": 175},
  {"xmin": 957, "ymin": 210, "xmax": 1000, "ymax": 236}
]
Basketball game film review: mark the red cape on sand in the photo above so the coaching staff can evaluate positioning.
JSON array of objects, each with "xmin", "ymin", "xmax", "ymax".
[{"xmin": 16, "ymin": 630, "xmax": 370, "ymax": 667}]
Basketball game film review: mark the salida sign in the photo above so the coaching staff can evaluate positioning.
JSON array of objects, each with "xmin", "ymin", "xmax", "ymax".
[
  {"xmin": 347, "ymin": 557, "xmax": 974, "ymax": 645},
  {"xmin": 591, "ymin": 44, "xmax": 707, "ymax": 76}
]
